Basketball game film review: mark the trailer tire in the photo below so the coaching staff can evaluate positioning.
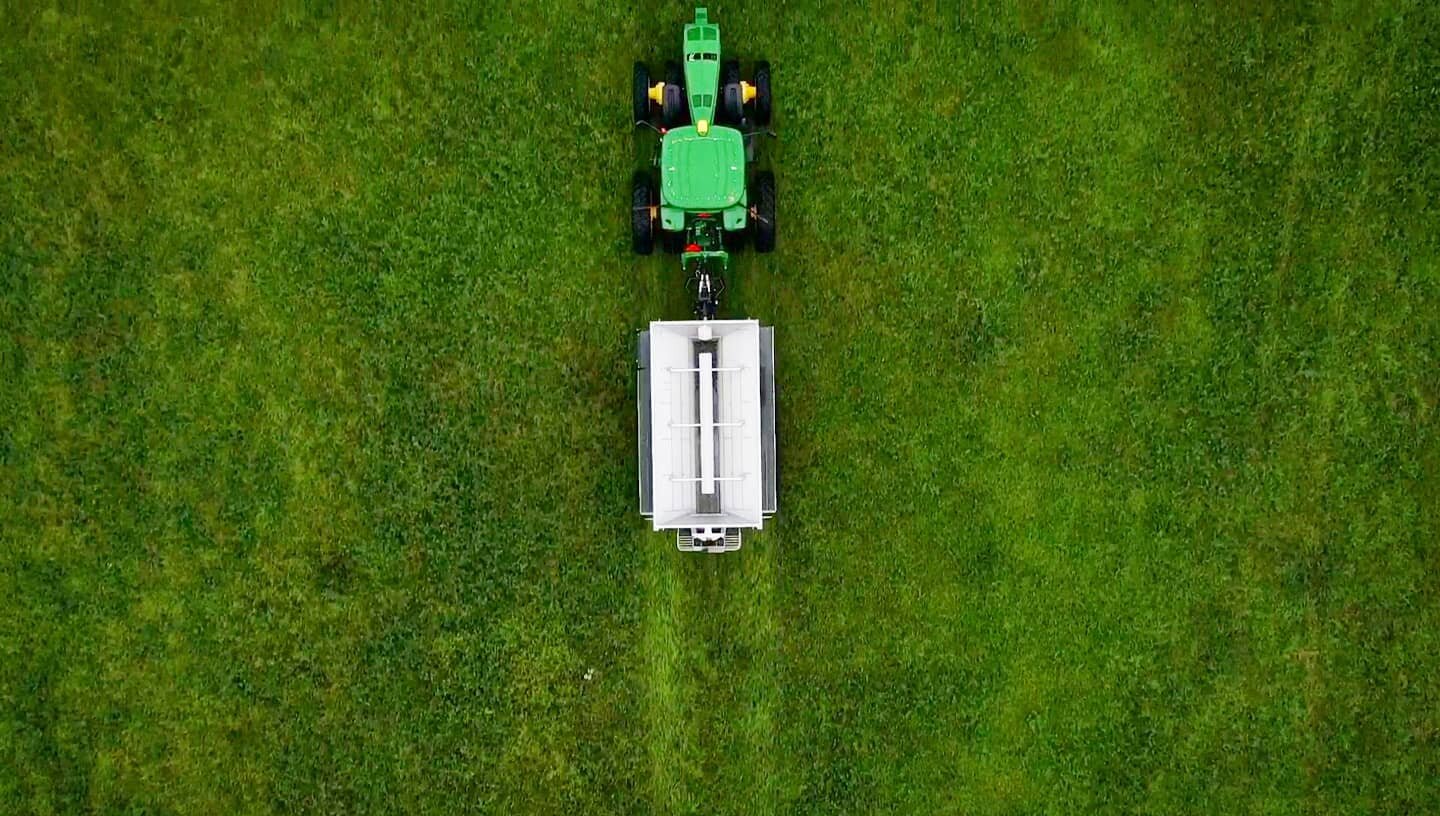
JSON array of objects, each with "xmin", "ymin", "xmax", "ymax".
[
  {"xmin": 632, "ymin": 172, "xmax": 655, "ymax": 255},
  {"xmin": 752, "ymin": 171, "xmax": 776, "ymax": 253}
]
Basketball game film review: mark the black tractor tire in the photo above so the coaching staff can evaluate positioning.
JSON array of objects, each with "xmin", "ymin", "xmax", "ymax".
[
  {"xmin": 632, "ymin": 62, "xmax": 652, "ymax": 124},
  {"xmin": 752, "ymin": 61, "xmax": 772, "ymax": 126},
  {"xmin": 752, "ymin": 171, "xmax": 776, "ymax": 253},
  {"xmin": 662, "ymin": 228, "xmax": 687, "ymax": 255},
  {"xmin": 662, "ymin": 61, "xmax": 688, "ymax": 127},
  {"xmin": 720, "ymin": 59, "xmax": 743, "ymax": 124},
  {"xmin": 723, "ymin": 226, "xmax": 747, "ymax": 253},
  {"xmin": 632, "ymin": 172, "xmax": 655, "ymax": 255}
]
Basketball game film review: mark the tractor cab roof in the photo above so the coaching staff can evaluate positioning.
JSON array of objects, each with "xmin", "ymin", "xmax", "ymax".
[{"xmin": 660, "ymin": 125, "xmax": 745, "ymax": 211}]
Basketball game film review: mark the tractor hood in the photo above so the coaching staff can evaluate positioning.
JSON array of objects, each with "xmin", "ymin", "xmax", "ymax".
[
  {"xmin": 660, "ymin": 126, "xmax": 746, "ymax": 211},
  {"xmin": 682, "ymin": 7, "xmax": 721, "ymax": 126}
]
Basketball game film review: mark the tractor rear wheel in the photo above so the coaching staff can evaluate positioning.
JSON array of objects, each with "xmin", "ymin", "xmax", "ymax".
[
  {"xmin": 751, "ymin": 61, "xmax": 772, "ymax": 126},
  {"xmin": 720, "ymin": 59, "xmax": 743, "ymax": 125},
  {"xmin": 724, "ymin": 226, "xmax": 747, "ymax": 253},
  {"xmin": 752, "ymin": 171, "xmax": 776, "ymax": 253},
  {"xmin": 662, "ymin": 61, "xmax": 687, "ymax": 127},
  {"xmin": 632, "ymin": 62, "xmax": 652, "ymax": 124},
  {"xmin": 632, "ymin": 172, "xmax": 655, "ymax": 255}
]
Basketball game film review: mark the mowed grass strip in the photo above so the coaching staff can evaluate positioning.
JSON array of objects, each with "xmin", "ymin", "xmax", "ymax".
[{"xmin": 639, "ymin": 537, "xmax": 696, "ymax": 811}]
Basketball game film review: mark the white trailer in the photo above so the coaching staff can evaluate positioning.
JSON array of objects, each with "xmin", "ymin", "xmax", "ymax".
[{"xmin": 637, "ymin": 319, "xmax": 777, "ymax": 552}]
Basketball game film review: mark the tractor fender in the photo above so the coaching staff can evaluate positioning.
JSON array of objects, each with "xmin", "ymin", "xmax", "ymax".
[{"xmin": 723, "ymin": 204, "xmax": 747, "ymax": 232}]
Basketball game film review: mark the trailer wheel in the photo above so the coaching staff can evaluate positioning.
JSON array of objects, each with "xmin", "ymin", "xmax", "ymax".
[
  {"xmin": 751, "ymin": 61, "xmax": 772, "ymax": 126},
  {"xmin": 752, "ymin": 171, "xmax": 776, "ymax": 253},
  {"xmin": 632, "ymin": 172, "xmax": 655, "ymax": 255},
  {"xmin": 632, "ymin": 62, "xmax": 652, "ymax": 124},
  {"xmin": 720, "ymin": 59, "xmax": 743, "ymax": 125},
  {"xmin": 662, "ymin": 61, "xmax": 688, "ymax": 127}
]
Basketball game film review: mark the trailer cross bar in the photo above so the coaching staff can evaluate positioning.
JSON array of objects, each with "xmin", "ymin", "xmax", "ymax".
[{"xmin": 669, "ymin": 476, "xmax": 746, "ymax": 483}]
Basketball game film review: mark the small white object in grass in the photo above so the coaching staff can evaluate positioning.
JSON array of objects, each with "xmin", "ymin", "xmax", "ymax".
[{"xmin": 584, "ymin": 668, "xmax": 595, "ymax": 682}]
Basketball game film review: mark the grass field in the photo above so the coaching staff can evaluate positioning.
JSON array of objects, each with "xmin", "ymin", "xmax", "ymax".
[{"xmin": 3, "ymin": 1, "xmax": 1439, "ymax": 813}]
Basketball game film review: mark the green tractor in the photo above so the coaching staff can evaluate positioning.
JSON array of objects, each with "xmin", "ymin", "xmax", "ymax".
[{"xmin": 631, "ymin": 7, "xmax": 775, "ymax": 319}]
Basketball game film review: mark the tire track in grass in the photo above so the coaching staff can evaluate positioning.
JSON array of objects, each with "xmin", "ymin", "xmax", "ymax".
[{"xmin": 641, "ymin": 533, "xmax": 697, "ymax": 812}]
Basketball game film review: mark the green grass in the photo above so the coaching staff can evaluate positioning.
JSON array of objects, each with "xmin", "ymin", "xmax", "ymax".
[{"xmin": 3, "ymin": 1, "xmax": 1439, "ymax": 813}]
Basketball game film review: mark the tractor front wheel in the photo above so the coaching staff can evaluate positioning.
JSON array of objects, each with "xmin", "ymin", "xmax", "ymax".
[
  {"xmin": 632, "ymin": 62, "xmax": 652, "ymax": 124},
  {"xmin": 662, "ymin": 61, "xmax": 687, "ymax": 127},
  {"xmin": 720, "ymin": 59, "xmax": 743, "ymax": 125},
  {"xmin": 751, "ymin": 61, "xmax": 772, "ymax": 126},
  {"xmin": 632, "ymin": 172, "xmax": 655, "ymax": 255},
  {"xmin": 752, "ymin": 171, "xmax": 776, "ymax": 253}
]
